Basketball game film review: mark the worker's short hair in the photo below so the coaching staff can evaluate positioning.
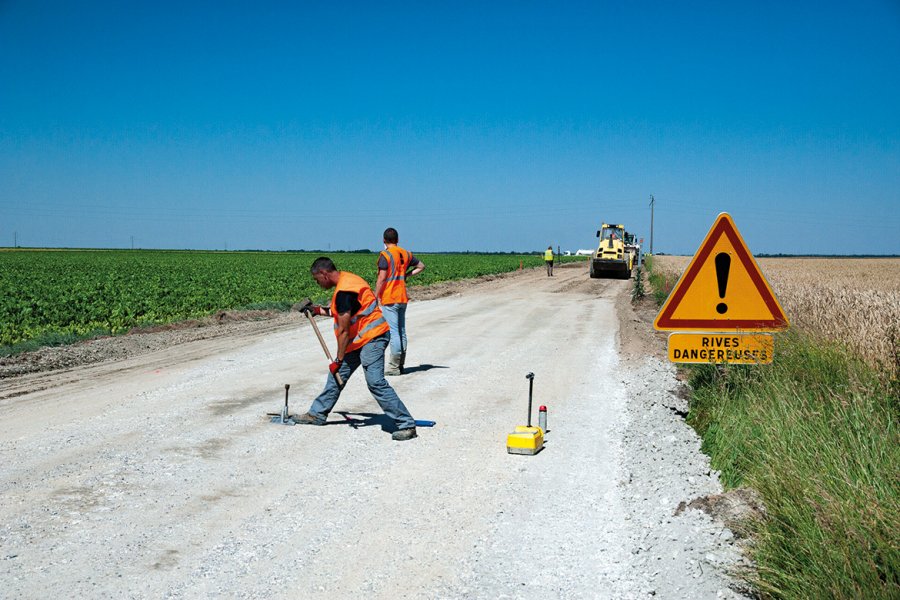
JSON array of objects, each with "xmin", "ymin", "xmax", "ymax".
[
  {"xmin": 310, "ymin": 257, "xmax": 337, "ymax": 274},
  {"xmin": 383, "ymin": 227, "xmax": 399, "ymax": 244}
]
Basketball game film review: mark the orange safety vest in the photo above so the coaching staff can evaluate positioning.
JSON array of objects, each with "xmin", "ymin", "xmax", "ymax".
[
  {"xmin": 377, "ymin": 245, "xmax": 411, "ymax": 305},
  {"xmin": 330, "ymin": 271, "xmax": 389, "ymax": 353}
]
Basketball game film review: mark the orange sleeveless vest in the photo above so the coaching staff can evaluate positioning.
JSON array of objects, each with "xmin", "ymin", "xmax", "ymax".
[
  {"xmin": 377, "ymin": 246, "xmax": 411, "ymax": 305},
  {"xmin": 330, "ymin": 271, "xmax": 389, "ymax": 352}
]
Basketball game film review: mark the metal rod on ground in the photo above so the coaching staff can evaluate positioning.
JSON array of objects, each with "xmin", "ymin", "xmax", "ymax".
[{"xmin": 268, "ymin": 384, "xmax": 295, "ymax": 425}]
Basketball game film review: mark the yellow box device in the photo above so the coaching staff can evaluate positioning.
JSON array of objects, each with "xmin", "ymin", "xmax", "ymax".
[
  {"xmin": 507, "ymin": 373, "xmax": 544, "ymax": 455},
  {"xmin": 507, "ymin": 425, "xmax": 544, "ymax": 455}
]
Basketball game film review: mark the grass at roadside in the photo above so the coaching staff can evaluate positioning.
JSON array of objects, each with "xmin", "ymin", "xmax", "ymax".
[
  {"xmin": 643, "ymin": 255, "xmax": 677, "ymax": 306},
  {"xmin": 644, "ymin": 255, "xmax": 900, "ymax": 599},
  {"xmin": 689, "ymin": 337, "xmax": 898, "ymax": 598}
]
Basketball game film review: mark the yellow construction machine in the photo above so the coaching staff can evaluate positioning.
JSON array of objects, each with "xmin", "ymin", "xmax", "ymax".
[{"xmin": 589, "ymin": 223, "xmax": 635, "ymax": 279}]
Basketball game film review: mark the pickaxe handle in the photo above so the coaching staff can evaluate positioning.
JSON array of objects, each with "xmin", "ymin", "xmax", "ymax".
[{"xmin": 304, "ymin": 310, "xmax": 345, "ymax": 388}]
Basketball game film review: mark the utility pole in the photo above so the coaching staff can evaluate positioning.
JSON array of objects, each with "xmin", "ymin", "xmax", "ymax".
[
  {"xmin": 557, "ymin": 244, "xmax": 560, "ymax": 265},
  {"xmin": 131, "ymin": 235, "xmax": 134, "ymax": 250},
  {"xmin": 649, "ymin": 195, "xmax": 655, "ymax": 255},
  {"xmin": 14, "ymin": 231, "xmax": 17, "ymax": 248}
]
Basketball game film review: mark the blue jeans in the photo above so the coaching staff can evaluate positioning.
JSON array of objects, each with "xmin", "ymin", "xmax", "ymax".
[
  {"xmin": 308, "ymin": 333, "xmax": 416, "ymax": 429},
  {"xmin": 380, "ymin": 303, "xmax": 407, "ymax": 357}
]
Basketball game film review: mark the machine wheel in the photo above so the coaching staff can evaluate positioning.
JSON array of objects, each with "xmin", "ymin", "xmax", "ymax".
[{"xmin": 589, "ymin": 262, "xmax": 600, "ymax": 279}]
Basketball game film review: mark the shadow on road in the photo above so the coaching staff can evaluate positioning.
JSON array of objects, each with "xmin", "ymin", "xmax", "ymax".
[
  {"xmin": 333, "ymin": 411, "xmax": 437, "ymax": 432},
  {"xmin": 401, "ymin": 363, "xmax": 449, "ymax": 374},
  {"xmin": 334, "ymin": 411, "xmax": 395, "ymax": 432}
]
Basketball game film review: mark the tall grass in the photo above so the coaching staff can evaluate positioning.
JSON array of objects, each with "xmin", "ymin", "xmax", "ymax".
[
  {"xmin": 643, "ymin": 255, "xmax": 677, "ymax": 306},
  {"xmin": 631, "ymin": 266, "xmax": 646, "ymax": 301},
  {"xmin": 688, "ymin": 335, "xmax": 898, "ymax": 598},
  {"xmin": 645, "ymin": 257, "xmax": 900, "ymax": 599}
]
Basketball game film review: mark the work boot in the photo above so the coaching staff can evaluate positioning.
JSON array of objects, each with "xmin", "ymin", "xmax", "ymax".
[
  {"xmin": 385, "ymin": 353, "xmax": 402, "ymax": 376},
  {"xmin": 293, "ymin": 412, "xmax": 326, "ymax": 425},
  {"xmin": 391, "ymin": 427, "xmax": 417, "ymax": 441},
  {"xmin": 399, "ymin": 351, "xmax": 407, "ymax": 374}
]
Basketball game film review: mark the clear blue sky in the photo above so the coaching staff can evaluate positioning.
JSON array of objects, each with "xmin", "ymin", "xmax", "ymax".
[{"xmin": 2, "ymin": 1, "xmax": 898, "ymax": 254}]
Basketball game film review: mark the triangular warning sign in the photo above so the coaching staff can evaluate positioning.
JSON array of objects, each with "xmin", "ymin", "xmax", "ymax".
[{"xmin": 654, "ymin": 213, "xmax": 789, "ymax": 331}]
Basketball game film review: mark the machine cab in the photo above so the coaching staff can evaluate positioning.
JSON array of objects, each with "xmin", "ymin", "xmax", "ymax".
[{"xmin": 597, "ymin": 224, "xmax": 625, "ymax": 241}]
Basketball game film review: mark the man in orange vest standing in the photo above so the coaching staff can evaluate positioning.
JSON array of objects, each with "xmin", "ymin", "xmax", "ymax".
[
  {"xmin": 374, "ymin": 227, "xmax": 425, "ymax": 376},
  {"xmin": 295, "ymin": 257, "xmax": 418, "ymax": 441}
]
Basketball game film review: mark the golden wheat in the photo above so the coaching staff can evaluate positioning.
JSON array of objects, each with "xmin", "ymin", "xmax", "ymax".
[{"xmin": 653, "ymin": 256, "xmax": 900, "ymax": 370}]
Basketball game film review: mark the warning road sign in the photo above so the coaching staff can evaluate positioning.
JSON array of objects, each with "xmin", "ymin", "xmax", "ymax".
[{"xmin": 654, "ymin": 213, "xmax": 789, "ymax": 332}]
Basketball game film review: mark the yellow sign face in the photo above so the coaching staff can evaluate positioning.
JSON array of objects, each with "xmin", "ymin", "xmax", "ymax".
[
  {"xmin": 668, "ymin": 333, "xmax": 774, "ymax": 364},
  {"xmin": 654, "ymin": 213, "xmax": 789, "ymax": 331}
]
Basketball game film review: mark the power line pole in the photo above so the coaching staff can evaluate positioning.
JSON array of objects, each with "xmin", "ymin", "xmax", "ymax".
[
  {"xmin": 649, "ymin": 195, "xmax": 655, "ymax": 255},
  {"xmin": 14, "ymin": 231, "xmax": 17, "ymax": 248}
]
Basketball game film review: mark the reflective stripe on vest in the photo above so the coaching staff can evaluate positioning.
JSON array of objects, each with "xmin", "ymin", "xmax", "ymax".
[
  {"xmin": 330, "ymin": 271, "xmax": 390, "ymax": 353},
  {"xmin": 378, "ymin": 246, "xmax": 410, "ymax": 305}
]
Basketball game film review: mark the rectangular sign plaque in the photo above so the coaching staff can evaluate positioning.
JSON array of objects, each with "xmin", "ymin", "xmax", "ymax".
[{"xmin": 667, "ymin": 332, "xmax": 774, "ymax": 364}]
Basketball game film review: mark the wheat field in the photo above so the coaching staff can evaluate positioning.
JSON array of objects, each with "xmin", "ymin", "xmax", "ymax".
[{"xmin": 652, "ymin": 256, "xmax": 900, "ymax": 371}]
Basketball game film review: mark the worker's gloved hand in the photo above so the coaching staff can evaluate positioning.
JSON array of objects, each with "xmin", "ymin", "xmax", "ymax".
[
  {"xmin": 302, "ymin": 304, "xmax": 326, "ymax": 316},
  {"xmin": 329, "ymin": 359, "xmax": 342, "ymax": 375}
]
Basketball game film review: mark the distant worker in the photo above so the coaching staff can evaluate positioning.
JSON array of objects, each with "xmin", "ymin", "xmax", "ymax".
[
  {"xmin": 296, "ymin": 257, "xmax": 418, "ymax": 441},
  {"xmin": 375, "ymin": 227, "xmax": 425, "ymax": 376},
  {"xmin": 544, "ymin": 246, "xmax": 554, "ymax": 276}
]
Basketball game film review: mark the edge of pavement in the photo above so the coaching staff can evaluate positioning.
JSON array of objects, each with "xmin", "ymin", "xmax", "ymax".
[{"xmin": 614, "ymin": 284, "xmax": 757, "ymax": 598}]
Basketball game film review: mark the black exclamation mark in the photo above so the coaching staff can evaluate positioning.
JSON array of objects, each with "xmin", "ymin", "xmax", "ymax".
[{"xmin": 715, "ymin": 252, "xmax": 730, "ymax": 314}]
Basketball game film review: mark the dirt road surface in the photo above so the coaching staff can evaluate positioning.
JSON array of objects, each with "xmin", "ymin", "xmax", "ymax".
[{"xmin": 0, "ymin": 264, "xmax": 746, "ymax": 599}]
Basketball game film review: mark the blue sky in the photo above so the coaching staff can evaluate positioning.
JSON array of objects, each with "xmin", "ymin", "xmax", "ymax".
[{"xmin": 1, "ymin": 1, "xmax": 899, "ymax": 254}]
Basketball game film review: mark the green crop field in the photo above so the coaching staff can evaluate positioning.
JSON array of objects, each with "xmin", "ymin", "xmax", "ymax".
[{"xmin": 0, "ymin": 249, "xmax": 583, "ymax": 350}]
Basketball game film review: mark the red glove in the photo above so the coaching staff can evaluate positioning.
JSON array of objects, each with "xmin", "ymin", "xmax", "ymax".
[{"xmin": 329, "ymin": 359, "xmax": 342, "ymax": 375}]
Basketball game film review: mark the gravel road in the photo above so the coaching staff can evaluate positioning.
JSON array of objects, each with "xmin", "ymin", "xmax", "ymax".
[{"xmin": 0, "ymin": 264, "xmax": 746, "ymax": 598}]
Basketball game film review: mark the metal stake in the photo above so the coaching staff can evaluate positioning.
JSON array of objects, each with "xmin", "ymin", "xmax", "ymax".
[
  {"xmin": 268, "ymin": 384, "xmax": 295, "ymax": 425},
  {"xmin": 281, "ymin": 384, "xmax": 290, "ymax": 423}
]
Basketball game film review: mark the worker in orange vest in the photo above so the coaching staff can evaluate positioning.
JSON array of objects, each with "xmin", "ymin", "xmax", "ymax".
[
  {"xmin": 374, "ymin": 227, "xmax": 425, "ymax": 376},
  {"xmin": 295, "ymin": 257, "xmax": 418, "ymax": 441}
]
